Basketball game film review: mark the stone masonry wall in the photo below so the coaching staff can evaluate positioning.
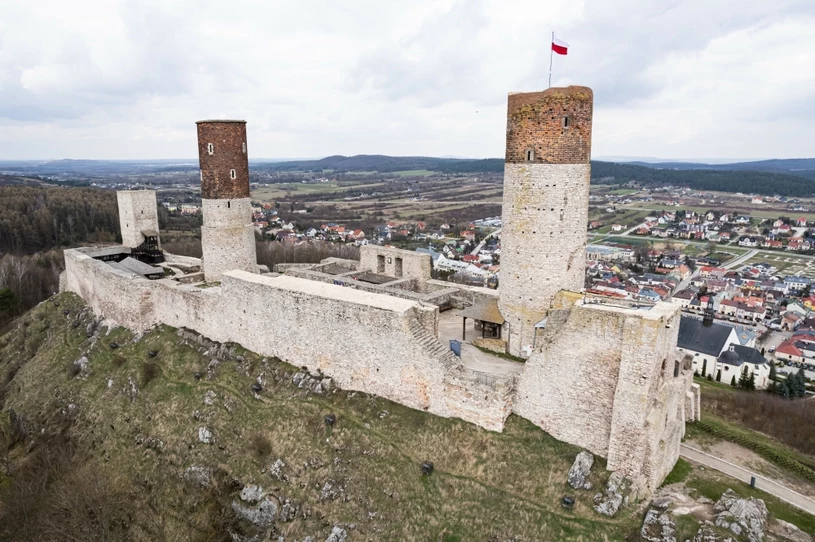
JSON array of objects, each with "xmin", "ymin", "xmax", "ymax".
[
  {"xmin": 117, "ymin": 190, "xmax": 159, "ymax": 248},
  {"xmin": 201, "ymin": 198, "xmax": 258, "ymax": 281},
  {"xmin": 196, "ymin": 120, "xmax": 250, "ymax": 200},
  {"xmin": 61, "ymin": 249, "xmax": 513, "ymax": 432},
  {"xmin": 498, "ymin": 163, "xmax": 590, "ymax": 356},
  {"xmin": 514, "ymin": 297, "xmax": 691, "ymax": 493},
  {"xmin": 359, "ymin": 245, "xmax": 432, "ymax": 280},
  {"xmin": 505, "ymin": 86, "xmax": 593, "ymax": 164}
]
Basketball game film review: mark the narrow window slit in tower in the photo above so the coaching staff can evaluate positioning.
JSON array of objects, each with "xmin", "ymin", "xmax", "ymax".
[
  {"xmin": 563, "ymin": 116, "xmax": 571, "ymax": 129},
  {"xmin": 230, "ymin": 169, "xmax": 237, "ymax": 180},
  {"xmin": 242, "ymin": 142, "xmax": 246, "ymax": 153},
  {"xmin": 525, "ymin": 149, "xmax": 534, "ymax": 161},
  {"xmin": 227, "ymin": 201, "xmax": 231, "ymax": 209},
  {"xmin": 207, "ymin": 143, "xmax": 214, "ymax": 155}
]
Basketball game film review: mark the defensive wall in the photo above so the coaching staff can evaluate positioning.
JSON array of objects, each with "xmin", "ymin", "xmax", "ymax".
[
  {"xmin": 513, "ymin": 293, "xmax": 696, "ymax": 493},
  {"xmin": 61, "ymin": 248, "xmax": 516, "ymax": 432}
]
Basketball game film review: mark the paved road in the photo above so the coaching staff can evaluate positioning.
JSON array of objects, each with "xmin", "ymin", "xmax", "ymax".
[
  {"xmin": 722, "ymin": 249, "xmax": 758, "ymax": 269},
  {"xmin": 470, "ymin": 228, "xmax": 501, "ymax": 255},
  {"xmin": 680, "ymin": 444, "xmax": 815, "ymax": 515}
]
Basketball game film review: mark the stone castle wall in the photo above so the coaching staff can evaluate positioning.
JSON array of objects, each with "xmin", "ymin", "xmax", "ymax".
[
  {"xmin": 513, "ymin": 296, "xmax": 692, "ymax": 493},
  {"xmin": 61, "ymin": 249, "xmax": 515, "ymax": 431},
  {"xmin": 498, "ymin": 163, "xmax": 590, "ymax": 356},
  {"xmin": 200, "ymin": 198, "xmax": 257, "ymax": 281},
  {"xmin": 117, "ymin": 190, "xmax": 159, "ymax": 248},
  {"xmin": 359, "ymin": 245, "xmax": 432, "ymax": 280}
]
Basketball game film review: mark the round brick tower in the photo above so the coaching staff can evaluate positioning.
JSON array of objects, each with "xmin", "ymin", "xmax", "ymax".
[
  {"xmin": 196, "ymin": 120, "xmax": 258, "ymax": 281},
  {"xmin": 497, "ymin": 86, "xmax": 593, "ymax": 357}
]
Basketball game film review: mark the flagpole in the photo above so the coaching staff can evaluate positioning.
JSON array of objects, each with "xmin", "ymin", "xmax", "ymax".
[{"xmin": 548, "ymin": 31, "xmax": 554, "ymax": 88}]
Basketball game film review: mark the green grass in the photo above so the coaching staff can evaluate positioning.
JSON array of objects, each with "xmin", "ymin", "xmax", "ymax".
[
  {"xmin": 390, "ymin": 169, "xmax": 435, "ymax": 177},
  {"xmin": 0, "ymin": 293, "xmax": 641, "ymax": 541},
  {"xmin": 661, "ymin": 457, "xmax": 692, "ymax": 486},
  {"xmin": 686, "ymin": 475, "xmax": 815, "ymax": 534},
  {"xmin": 688, "ymin": 415, "xmax": 815, "ymax": 481}
]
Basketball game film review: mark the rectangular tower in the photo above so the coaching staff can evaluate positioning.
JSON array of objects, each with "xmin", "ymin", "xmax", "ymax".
[
  {"xmin": 196, "ymin": 120, "xmax": 259, "ymax": 282},
  {"xmin": 498, "ymin": 86, "xmax": 593, "ymax": 357},
  {"xmin": 117, "ymin": 190, "xmax": 160, "ymax": 248}
]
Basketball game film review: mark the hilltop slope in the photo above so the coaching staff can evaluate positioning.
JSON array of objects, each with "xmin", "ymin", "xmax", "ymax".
[{"xmin": 0, "ymin": 294, "xmax": 813, "ymax": 541}]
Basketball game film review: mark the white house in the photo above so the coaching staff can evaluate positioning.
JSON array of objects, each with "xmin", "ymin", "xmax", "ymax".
[{"xmin": 677, "ymin": 317, "xmax": 770, "ymax": 389}]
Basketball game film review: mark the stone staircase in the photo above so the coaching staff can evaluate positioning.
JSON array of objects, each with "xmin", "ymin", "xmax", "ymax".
[{"xmin": 407, "ymin": 319, "xmax": 459, "ymax": 365}]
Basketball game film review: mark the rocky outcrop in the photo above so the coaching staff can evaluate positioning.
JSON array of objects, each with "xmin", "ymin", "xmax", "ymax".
[
  {"xmin": 713, "ymin": 489, "xmax": 768, "ymax": 542},
  {"xmin": 640, "ymin": 501, "xmax": 676, "ymax": 542},
  {"xmin": 692, "ymin": 525, "xmax": 735, "ymax": 542},
  {"xmin": 770, "ymin": 519, "xmax": 812, "ymax": 542},
  {"xmin": 593, "ymin": 472, "xmax": 633, "ymax": 517},
  {"xmin": 292, "ymin": 371, "xmax": 333, "ymax": 394},
  {"xmin": 567, "ymin": 451, "xmax": 594, "ymax": 490},
  {"xmin": 325, "ymin": 526, "xmax": 348, "ymax": 542}
]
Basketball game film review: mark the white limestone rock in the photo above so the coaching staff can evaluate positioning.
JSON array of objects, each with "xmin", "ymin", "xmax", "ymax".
[
  {"xmin": 640, "ymin": 506, "xmax": 676, "ymax": 542},
  {"xmin": 325, "ymin": 526, "xmax": 347, "ymax": 542},
  {"xmin": 240, "ymin": 484, "xmax": 265, "ymax": 503},
  {"xmin": 231, "ymin": 497, "xmax": 278, "ymax": 528},
  {"xmin": 771, "ymin": 519, "xmax": 812, "ymax": 542},
  {"xmin": 713, "ymin": 489, "xmax": 768, "ymax": 542},
  {"xmin": 692, "ymin": 525, "xmax": 735, "ymax": 542},
  {"xmin": 593, "ymin": 472, "xmax": 632, "ymax": 517},
  {"xmin": 567, "ymin": 451, "xmax": 594, "ymax": 490},
  {"xmin": 198, "ymin": 426, "xmax": 213, "ymax": 444}
]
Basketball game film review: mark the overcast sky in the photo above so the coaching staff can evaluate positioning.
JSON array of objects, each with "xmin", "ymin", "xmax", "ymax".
[{"xmin": 1, "ymin": 0, "xmax": 813, "ymax": 161}]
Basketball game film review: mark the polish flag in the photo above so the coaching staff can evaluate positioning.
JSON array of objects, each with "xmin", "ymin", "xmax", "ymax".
[{"xmin": 551, "ymin": 37, "xmax": 569, "ymax": 56}]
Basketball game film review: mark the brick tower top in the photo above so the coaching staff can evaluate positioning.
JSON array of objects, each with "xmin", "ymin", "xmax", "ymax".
[
  {"xmin": 196, "ymin": 120, "xmax": 250, "ymax": 200},
  {"xmin": 505, "ymin": 86, "xmax": 593, "ymax": 165}
]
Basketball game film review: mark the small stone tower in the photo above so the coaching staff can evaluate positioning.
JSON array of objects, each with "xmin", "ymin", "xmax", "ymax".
[
  {"xmin": 196, "ymin": 120, "xmax": 258, "ymax": 282},
  {"xmin": 498, "ymin": 86, "xmax": 593, "ymax": 357},
  {"xmin": 117, "ymin": 190, "xmax": 160, "ymax": 248}
]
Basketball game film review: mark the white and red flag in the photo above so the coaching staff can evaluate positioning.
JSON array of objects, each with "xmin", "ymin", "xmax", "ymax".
[{"xmin": 551, "ymin": 36, "xmax": 569, "ymax": 56}]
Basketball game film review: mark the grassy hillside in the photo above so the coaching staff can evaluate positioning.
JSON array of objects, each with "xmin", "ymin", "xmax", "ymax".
[
  {"xmin": 0, "ymin": 293, "xmax": 640, "ymax": 541},
  {"xmin": 1, "ymin": 294, "xmax": 813, "ymax": 541}
]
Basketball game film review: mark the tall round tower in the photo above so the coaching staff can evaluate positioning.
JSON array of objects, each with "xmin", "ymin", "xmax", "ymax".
[
  {"xmin": 497, "ymin": 86, "xmax": 593, "ymax": 357},
  {"xmin": 196, "ymin": 120, "xmax": 258, "ymax": 282}
]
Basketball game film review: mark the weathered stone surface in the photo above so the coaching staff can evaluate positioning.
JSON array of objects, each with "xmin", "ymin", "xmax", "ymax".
[
  {"xmin": 692, "ymin": 524, "xmax": 735, "ymax": 542},
  {"xmin": 269, "ymin": 459, "xmax": 287, "ymax": 482},
  {"xmin": 231, "ymin": 497, "xmax": 278, "ymax": 528},
  {"xmin": 324, "ymin": 526, "xmax": 348, "ymax": 542},
  {"xmin": 567, "ymin": 451, "xmax": 594, "ymax": 490},
  {"xmin": 117, "ymin": 190, "xmax": 159, "ymax": 248},
  {"xmin": 771, "ymin": 519, "xmax": 812, "ymax": 542},
  {"xmin": 640, "ymin": 506, "xmax": 676, "ymax": 542},
  {"xmin": 713, "ymin": 489, "xmax": 768, "ymax": 542},
  {"xmin": 198, "ymin": 426, "xmax": 213, "ymax": 444},
  {"xmin": 593, "ymin": 472, "xmax": 633, "ymax": 517},
  {"xmin": 240, "ymin": 484, "xmax": 265, "ymax": 503}
]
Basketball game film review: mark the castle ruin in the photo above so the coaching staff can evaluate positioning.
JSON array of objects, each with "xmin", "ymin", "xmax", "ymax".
[{"xmin": 60, "ymin": 87, "xmax": 700, "ymax": 496}]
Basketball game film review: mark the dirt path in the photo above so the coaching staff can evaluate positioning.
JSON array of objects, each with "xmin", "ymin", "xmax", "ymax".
[{"xmin": 680, "ymin": 444, "xmax": 815, "ymax": 515}]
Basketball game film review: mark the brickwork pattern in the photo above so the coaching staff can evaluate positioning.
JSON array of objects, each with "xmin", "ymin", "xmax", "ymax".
[
  {"xmin": 116, "ymin": 190, "xmax": 159, "ymax": 248},
  {"xmin": 498, "ymin": 163, "xmax": 589, "ymax": 356},
  {"xmin": 196, "ymin": 120, "xmax": 250, "ymax": 200},
  {"xmin": 505, "ymin": 87, "xmax": 593, "ymax": 164},
  {"xmin": 200, "ymin": 198, "xmax": 258, "ymax": 281}
]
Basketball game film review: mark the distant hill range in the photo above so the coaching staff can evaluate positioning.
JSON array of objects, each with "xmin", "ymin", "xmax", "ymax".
[
  {"xmin": 625, "ymin": 158, "xmax": 815, "ymax": 180},
  {"xmin": 2, "ymin": 156, "xmax": 814, "ymax": 196}
]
